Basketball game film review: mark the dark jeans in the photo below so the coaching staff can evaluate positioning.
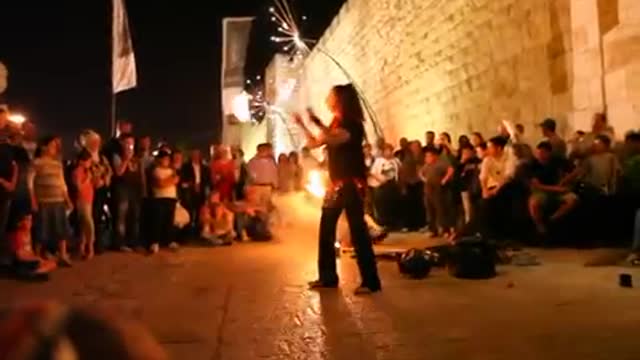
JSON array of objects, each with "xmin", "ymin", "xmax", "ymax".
[
  {"xmin": 318, "ymin": 181, "xmax": 381, "ymax": 290},
  {"xmin": 373, "ymin": 181, "xmax": 401, "ymax": 229},
  {"xmin": 0, "ymin": 198, "xmax": 10, "ymax": 246},
  {"xmin": 93, "ymin": 187, "xmax": 111, "ymax": 251},
  {"xmin": 403, "ymin": 182, "xmax": 426, "ymax": 230},
  {"xmin": 113, "ymin": 189, "xmax": 142, "ymax": 248},
  {"xmin": 479, "ymin": 182, "xmax": 517, "ymax": 242},
  {"xmin": 182, "ymin": 188, "xmax": 206, "ymax": 236},
  {"xmin": 425, "ymin": 184, "xmax": 455, "ymax": 232},
  {"xmin": 146, "ymin": 198, "xmax": 177, "ymax": 247}
]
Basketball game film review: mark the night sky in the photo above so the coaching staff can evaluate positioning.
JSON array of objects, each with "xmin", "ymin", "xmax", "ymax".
[{"xmin": 0, "ymin": 0, "xmax": 345, "ymax": 150}]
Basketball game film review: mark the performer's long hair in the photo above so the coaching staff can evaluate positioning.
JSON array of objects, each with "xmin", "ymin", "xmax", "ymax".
[{"xmin": 329, "ymin": 84, "xmax": 365, "ymax": 125}]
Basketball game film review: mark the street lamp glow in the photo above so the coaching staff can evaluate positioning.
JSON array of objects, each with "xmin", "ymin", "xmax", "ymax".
[{"xmin": 9, "ymin": 114, "xmax": 26, "ymax": 124}]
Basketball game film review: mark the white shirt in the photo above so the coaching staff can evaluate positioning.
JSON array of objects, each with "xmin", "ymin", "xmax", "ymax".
[
  {"xmin": 153, "ymin": 166, "xmax": 177, "ymax": 199},
  {"xmin": 247, "ymin": 156, "xmax": 278, "ymax": 187},
  {"xmin": 369, "ymin": 157, "xmax": 401, "ymax": 188},
  {"xmin": 479, "ymin": 151, "xmax": 517, "ymax": 190}
]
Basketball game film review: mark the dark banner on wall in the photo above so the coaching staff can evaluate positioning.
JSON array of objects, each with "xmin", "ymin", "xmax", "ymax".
[{"xmin": 221, "ymin": 17, "xmax": 255, "ymax": 89}]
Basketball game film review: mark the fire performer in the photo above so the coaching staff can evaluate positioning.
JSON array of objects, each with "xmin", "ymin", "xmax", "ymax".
[{"xmin": 293, "ymin": 84, "xmax": 381, "ymax": 295}]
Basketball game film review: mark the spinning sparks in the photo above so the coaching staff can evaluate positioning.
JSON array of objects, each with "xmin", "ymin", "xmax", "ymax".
[{"xmin": 268, "ymin": 0, "xmax": 312, "ymax": 55}]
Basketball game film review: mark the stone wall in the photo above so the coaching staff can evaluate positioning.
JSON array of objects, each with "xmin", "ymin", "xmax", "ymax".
[{"xmin": 297, "ymin": 0, "xmax": 639, "ymax": 144}]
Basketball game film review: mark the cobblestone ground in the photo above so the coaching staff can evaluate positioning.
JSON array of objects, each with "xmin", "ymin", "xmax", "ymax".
[{"xmin": 2, "ymin": 194, "xmax": 640, "ymax": 359}]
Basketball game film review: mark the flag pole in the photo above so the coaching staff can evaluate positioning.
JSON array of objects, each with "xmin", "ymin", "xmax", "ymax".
[{"xmin": 109, "ymin": 0, "xmax": 116, "ymax": 137}]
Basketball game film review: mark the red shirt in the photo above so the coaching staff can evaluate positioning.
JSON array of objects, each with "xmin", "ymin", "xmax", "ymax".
[
  {"xmin": 73, "ymin": 166, "xmax": 94, "ymax": 204},
  {"xmin": 211, "ymin": 159, "xmax": 236, "ymax": 202}
]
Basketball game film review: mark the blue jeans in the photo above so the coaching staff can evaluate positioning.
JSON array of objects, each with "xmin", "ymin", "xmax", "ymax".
[{"xmin": 632, "ymin": 209, "xmax": 640, "ymax": 252}]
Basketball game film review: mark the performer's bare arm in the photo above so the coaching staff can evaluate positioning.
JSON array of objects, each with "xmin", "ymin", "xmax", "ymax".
[{"xmin": 293, "ymin": 111, "xmax": 350, "ymax": 148}]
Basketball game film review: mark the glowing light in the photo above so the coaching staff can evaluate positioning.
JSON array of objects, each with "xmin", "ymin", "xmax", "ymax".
[
  {"xmin": 306, "ymin": 170, "xmax": 326, "ymax": 198},
  {"xmin": 232, "ymin": 91, "xmax": 252, "ymax": 122},
  {"xmin": 9, "ymin": 114, "xmax": 26, "ymax": 124},
  {"xmin": 276, "ymin": 78, "xmax": 297, "ymax": 103}
]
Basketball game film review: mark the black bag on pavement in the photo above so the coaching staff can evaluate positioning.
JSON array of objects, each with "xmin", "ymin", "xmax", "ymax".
[
  {"xmin": 447, "ymin": 235, "xmax": 496, "ymax": 279},
  {"xmin": 397, "ymin": 248, "xmax": 432, "ymax": 279}
]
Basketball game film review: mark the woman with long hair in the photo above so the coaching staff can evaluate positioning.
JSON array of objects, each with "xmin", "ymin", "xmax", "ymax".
[
  {"xmin": 293, "ymin": 84, "xmax": 381, "ymax": 294},
  {"xmin": 79, "ymin": 130, "xmax": 112, "ymax": 253},
  {"xmin": 277, "ymin": 153, "xmax": 292, "ymax": 193},
  {"xmin": 288, "ymin": 151, "xmax": 303, "ymax": 191},
  {"xmin": 210, "ymin": 146, "xmax": 235, "ymax": 203}
]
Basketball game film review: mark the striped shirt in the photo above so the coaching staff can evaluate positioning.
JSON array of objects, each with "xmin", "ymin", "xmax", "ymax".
[{"xmin": 28, "ymin": 157, "xmax": 68, "ymax": 204}]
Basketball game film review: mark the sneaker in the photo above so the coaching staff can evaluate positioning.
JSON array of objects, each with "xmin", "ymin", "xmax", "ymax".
[
  {"xmin": 58, "ymin": 255, "xmax": 73, "ymax": 268},
  {"xmin": 626, "ymin": 253, "xmax": 640, "ymax": 265},
  {"xmin": 208, "ymin": 238, "xmax": 224, "ymax": 247},
  {"xmin": 149, "ymin": 243, "xmax": 160, "ymax": 255},
  {"xmin": 308, "ymin": 280, "xmax": 338, "ymax": 289},
  {"xmin": 119, "ymin": 246, "xmax": 134, "ymax": 253},
  {"xmin": 168, "ymin": 242, "xmax": 180, "ymax": 251}
]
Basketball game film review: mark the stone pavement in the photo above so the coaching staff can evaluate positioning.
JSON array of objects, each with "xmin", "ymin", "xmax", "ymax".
[{"xmin": 2, "ymin": 195, "xmax": 640, "ymax": 359}]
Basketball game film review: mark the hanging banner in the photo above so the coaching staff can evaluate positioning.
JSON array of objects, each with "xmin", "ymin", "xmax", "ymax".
[{"xmin": 112, "ymin": 0, "xmax": 137, "ymax": 93}]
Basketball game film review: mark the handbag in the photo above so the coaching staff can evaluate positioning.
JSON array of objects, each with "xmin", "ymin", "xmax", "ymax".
[{"xmin": 174, "ymin": 203, "xmax": 191, "ymax": 228}]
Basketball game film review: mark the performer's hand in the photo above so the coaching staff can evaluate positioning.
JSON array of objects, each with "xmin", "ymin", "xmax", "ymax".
[
  {"xmin": 293, "ymin": 113, "xmax": 304, "ymax": 126},
  {"xmin": 307, "ymin": 108, "xmax": 323, "ymax": 126}
]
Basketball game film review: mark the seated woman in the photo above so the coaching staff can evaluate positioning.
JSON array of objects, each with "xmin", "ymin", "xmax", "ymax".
[
  {"xmin": 7, "ymin": 211, "xmax": 57, "ymax": 278},
  {"xmin": 200, "ymin": 190, "xmax": 234, "ymax": 246},
  {"xmin": 528, "ymin": 141, "xmax": 578, "ymax": 234},
  {"xmin": 230, "ymin": 186, "xmax": 272, "ymax": 242}
]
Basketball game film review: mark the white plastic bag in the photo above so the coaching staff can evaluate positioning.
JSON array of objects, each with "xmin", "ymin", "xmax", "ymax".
[{"xmin": 174, "ymin": 203, "xmax": 191, "ymax": 228}]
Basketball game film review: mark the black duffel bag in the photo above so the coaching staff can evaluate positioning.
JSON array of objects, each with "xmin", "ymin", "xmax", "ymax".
[
  {"xmin": 397, "ymin": 248, "xmax": 432, "ymax": 279},
  {"xmin": 447, "ymin": 236, "xmax": 497, "ymax": 279}
]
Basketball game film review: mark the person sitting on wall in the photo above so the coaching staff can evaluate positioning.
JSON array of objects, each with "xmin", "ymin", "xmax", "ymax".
[{"xmin": 527, "ymin": 141, "xmax": 578, "ymax": 235}]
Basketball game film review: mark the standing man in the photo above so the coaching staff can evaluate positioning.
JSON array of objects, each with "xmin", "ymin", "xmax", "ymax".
[
  {"xmin": 293, "ymin": 84, "xmax": 381, "ymax": 295},
  {"xmin": 103, "ymin": 120, "xmax": 133, "ymax": 164},
  {"xmin": 422, "ymin": 131, "xmax": 436, "ymax": 153},
  {"xmin": 111, "ymin": 134, "xmax": 144, "ymax": 251},
  {"xmin": 247, "ymin": 143, "xmax": 278, "ymax": 211},
  {"xmin": 180, "ymin": 149, "xmax": 210, "ymax": 235},
  {"xmin": 539, "ymin": 118, "xmax": 567, "ymax": 160}
]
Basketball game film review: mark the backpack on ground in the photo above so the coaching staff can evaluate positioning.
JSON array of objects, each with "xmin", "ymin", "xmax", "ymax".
[{"xmin": 447, "ymin": 235, "xmax": 497, "ymax": 279}]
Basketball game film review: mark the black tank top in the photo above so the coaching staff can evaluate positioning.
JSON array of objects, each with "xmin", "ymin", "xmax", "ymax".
[{"xmin": 327, "ymin": 118, "xmax": 367, "ymax": 182}]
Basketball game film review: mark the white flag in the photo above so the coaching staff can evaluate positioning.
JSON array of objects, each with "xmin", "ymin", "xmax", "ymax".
[{"xmin": 112, "ymin": 0, "xmax": 137, "ymax": 93}]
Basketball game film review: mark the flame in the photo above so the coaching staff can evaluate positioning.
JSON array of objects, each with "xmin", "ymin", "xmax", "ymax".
[{"xmin": 306, "ymin": 170, "xmax": 326, "ymax": 198}]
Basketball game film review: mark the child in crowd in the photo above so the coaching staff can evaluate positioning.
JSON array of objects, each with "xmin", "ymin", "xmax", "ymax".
[
  {"xmin": 149, "ymin": 150, "xmax": 180, "ymax": 253},
  {"xmin": 7, "ymin": 212, "xmax": 57, "ymax": 278},
  {"xmin": 457, "ymin": 144, "xmax": 482, "ymax": 226},
  {"xmin": 73, "ymin": 150, "xmax": 95, "ymax": 259},
  {"xmin": 29, "ymin": 136, "xmax": 74, "ymax": 266},
  {"xmin": 200, "ymin": 190, "xmax": 234, "ymax": 246},
  {"xmin": 420, "ymin": 146, "xmax": 455, "ymax": 239}
]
